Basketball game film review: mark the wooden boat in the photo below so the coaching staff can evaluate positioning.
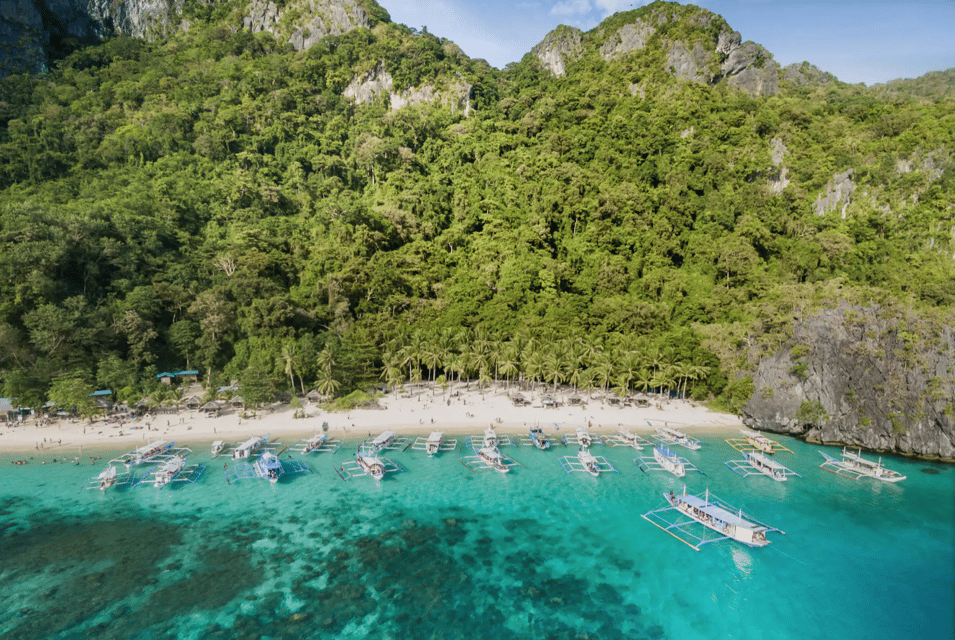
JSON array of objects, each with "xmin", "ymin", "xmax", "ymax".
[{"xmin": 819, "ymin": 448, "xmax": 906, "ymax": 482}]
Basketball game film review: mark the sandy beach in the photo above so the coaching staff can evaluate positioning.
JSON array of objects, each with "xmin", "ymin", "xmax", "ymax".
[{"xmin": 0, "ymin": 382, "xmax": 743, "ymax": 456}]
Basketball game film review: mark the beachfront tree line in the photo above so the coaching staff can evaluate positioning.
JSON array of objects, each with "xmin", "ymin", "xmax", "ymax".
[
  {"xmin": 0, "ymin": 3, "xmax": 952, "ymax": 416},
  {"xmin": 380, "ymin": 328, "xmax": 718, "ymax": 401}
]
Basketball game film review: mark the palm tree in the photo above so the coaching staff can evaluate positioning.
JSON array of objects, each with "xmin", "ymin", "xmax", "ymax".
[
  {"xmin": 543, "ymin": 351, "xmax": 566, "ymax": 396},
  {"xmin": 316, "ymin": 369, "xmax": 341, "ymax": 399},
  {"xmin": 498, "ymin": 344, "xmax": 519, "ymax": 389},
  {"xmin": 282, "ymin": 342, "xmax": 304, "ymax": 395},
  {"xmin": 421, "ymin": 341, "xmax": 442, "ymax": 383},
  {"xmin": 523, "ymin": 350, "xmax": 546, "ymax": 392},
  {"xmin": 591, "ymin": 354, "xmax": 614, "ymax": 395}
]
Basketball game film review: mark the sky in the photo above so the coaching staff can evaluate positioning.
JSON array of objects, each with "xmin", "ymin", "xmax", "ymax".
[{"xmin": 380, "ymin": 0, "xmax": 955, "ymax": 85}]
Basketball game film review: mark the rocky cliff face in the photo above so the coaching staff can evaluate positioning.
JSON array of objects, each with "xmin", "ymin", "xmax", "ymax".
[
  {"xmin": 742, "ymin": 303, "xmax": 955, "ymax": 459},
  {"xmin": 0, "ymin": 0, "xmax": 375, "ymax": 74},
  {"xmin": 345, "ymin": 64, "xmax": 472, "ymax": 115},
  {"xmin": 531, "ymin": 26, "xmax": 583, "ymax": 77}
]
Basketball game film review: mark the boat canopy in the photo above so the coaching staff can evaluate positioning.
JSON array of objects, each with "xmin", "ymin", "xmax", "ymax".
[
  {"xmin": 372, "ymin": 431, "xmax": 395, "ymax": 447},
  {"xmin": 427, "ymin": 431, "xmax": 442, "ymax": 444},
  {"xmin": 748, "ymin": 452, "xmax": 786, "ymax": 471},
  {"xmin": 681, "ymin": 494, "xmax": 762, "ymax": 532}
]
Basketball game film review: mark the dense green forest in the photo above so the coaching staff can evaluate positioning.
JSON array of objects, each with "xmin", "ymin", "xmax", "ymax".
[{"xmin": 0, "ymin": 0, "xmax": 952, "ymax": 414}]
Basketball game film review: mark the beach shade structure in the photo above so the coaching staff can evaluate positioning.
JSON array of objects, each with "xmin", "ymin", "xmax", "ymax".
[
  {"xmin": 305, "ymin": 390, "xmax": 323, "ymax": 403},
  {"xmin": 568, "ymin": 396, "xmax": 583, "ymax": 405},
  {"xmin": 510, "ymin": 394, "xmax": 528, "ymax": 406},
  {"xmin": 228, "ymin": 396, "xmax": 244, "ymax": 408},
  {"xmin": 200, "ymin": 400, "xmax": 225, "ymax": 417},
  {"xmin": 542, "ymin": 396, "xmax": 558, "ymax": 408},
  {"xmin": 182, "ymin": 396, "xmax": 202, "ymax": 410},
  {"xmin": 133, "ymin": 397, "xmax": 151, "ymax": 409}
]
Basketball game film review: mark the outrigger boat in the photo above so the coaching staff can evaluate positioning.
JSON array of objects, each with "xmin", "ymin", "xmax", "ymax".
[
  {"xmin": 211, "ymin": 440, "xmax": 227, "ymax": 457},
  {"xmin": 468, "ymin": 428, "xmax": 515, "ymax": 450},
  {"xmin": 112, "ymin": 440, "xmax": 177, "ymax": 467},
  {"xmin": 519, "ymin": 425, "xmax": 551, "ymax": 450},
  {"xmin": 232, "ymin": 434, "xmax": 270, "ymax": 460},
  {"xmin": 558, "ymin": 447, "xmax": 618, "ymax": 478},
  {"xmin": 295, "ymin": 433, "xmax": 343, "ymax": 455},
  {"xmin": 726, "ymin": 451, "xmax": 800, "ymax": 482},
  {"xmin": 336, "ymin": 446, "xmax": 404, "ymax": 481},
  {"xmin": 642, "ymin": 486, "xmax": 784, "ymax": 551},
  {"xmin": 561, "ymin": 427, "xmax": 603, "ymax": 448},
  {"xmin": 459, "ymin": 445, "xmax": 522, "ymax": 474},
  {"xmin": 411, "ymin": 431, "xmax": 458, "ymax": 456},
  {"xmin": 82, "ymin": 464, "xmax": 133, "ymax": 492},
  {"xmin": 653, "ymin": 426, "xmax": 701, "ymax": 451},
  {"xmin": 636, "ymin": 445, "xmax": 702, "ymax": 478},
  {"xmin": 725, "ymin": 429, "xmax": 793, "ymax": 455},
  {"xmin": 134, "ymin": 453, "xmax": 206, "ymax": 489},
  {"xmin": 606, "ymin": 428, "xmax": 652, "ymax": 450},
  {"xmin": 819, "ymin": 448, "xmax": 906, "ymax": 482},
  {"xmin": 361, "ymin": 430, "xmax": 410, "ymax": 453},
  {"xmin": 224, "ymin": 449, "xmax": 311, "ymax": 484}
]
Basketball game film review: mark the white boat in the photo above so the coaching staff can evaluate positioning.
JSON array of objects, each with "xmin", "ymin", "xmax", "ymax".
[
  {"xmin": 356, "ymin": 451, "xmax": 386, "ymax": 480},
  {"xmin": 529, "ymin": 426, "xmax": 550, "ymax": 450},
  {"xmin": 614, "ymin": 428, "xmax": 646, "ymax": 450},
  {"xmin": 819, "ymin": 448, "xmax": 906, "ymax": 482},
  {"xmin": 130, "ymin": 440, "xmax": 175, "ymax": 466},
  {"xmin": 152, "ymin": 455, "xmax": 187, "ymax": 488},
  {"xmin": 575, "ymin": 427, "xmax": 593, "ymax": 448},
  {"xmin": 483, "ymin": 428, "xmax": 499, "ymax": 448},
  {"xmin": 426, "ymin": 431, "xmax": 443, "ymax": 456},
  {"xmin": 254, "ymin": 451, "xmax": 283, "ymax": 484},
  {"xmin": 211, "ymin": 440, "xmax": 226, "ymax": 457},
  {"xmin": 302, "ymin": 433, "xmax": 328, "ymax": 453},
  {"xmin": 370, "ymin": 430, "xmax": 395, "ymax": 452},
  {"xmin": 745, "ymin": 452, "xmax": 791, "ymax": 481},
  {"xmin": 653, "ymin": 446, "xmax": 686, "ymax": 478},
  {"xmin": 740, "ymin": 429, "xmax": 776, "ymax": 454},
  {"xmin": 96, "ymin": 465, "xmax": 119, "ymax": 491},
  {"xmin": 477, "ymin": 447, "xmax": 510, "ymax": 474},
  {"xmin": 655, "ymin": 427, "xmax": 701, "ymax": 450},
  {"xmin": 666, "ymin": 487, "xmax": 773, "ymax": 547},
  {"xmin": 578, "ymin": 447, "xmax": 601, "ymax": 477},
  {"xmin": 232, "ymin": 434, "xmax": 268, "ymax": 460}
]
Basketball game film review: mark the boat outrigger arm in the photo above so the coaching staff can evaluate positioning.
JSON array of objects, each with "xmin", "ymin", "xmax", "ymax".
[
  {"xmin": 467, "ymin": 430, "xmax": 515, "ymax": 450},
  {"xmin": 459, "ymin": 446, "xmax": 523, "ymax": 474},
  {"xmin": 336, "ymin": 447, "xmax": 404, "ymax": 480},
  {"xmin": 560, "ymin": 427, "xmax": 604, "ymax": 447}
]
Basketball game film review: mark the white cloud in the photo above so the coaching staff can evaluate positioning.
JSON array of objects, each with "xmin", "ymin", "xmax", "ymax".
[{"xmin": 550, "ymin": 0, "xmax": 592, "ymax": 16}]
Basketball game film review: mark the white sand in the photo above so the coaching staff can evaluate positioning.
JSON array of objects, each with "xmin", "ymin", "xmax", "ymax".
[{"xmin": 0, "ymin": 382, "xmax": 743, "ymax": 455}]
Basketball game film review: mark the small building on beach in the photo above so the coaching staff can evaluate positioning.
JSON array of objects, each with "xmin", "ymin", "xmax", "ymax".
[{"xmin": 510, "ymin": 394, "xmax": 528, "ymax": 406}]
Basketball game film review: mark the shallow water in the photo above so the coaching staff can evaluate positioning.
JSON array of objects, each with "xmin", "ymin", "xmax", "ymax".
[{"xmin": 1, "ymin": 432, "xmax": 952, "ymax": 639}]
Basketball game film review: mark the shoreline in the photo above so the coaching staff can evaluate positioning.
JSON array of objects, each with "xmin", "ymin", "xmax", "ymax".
[{"xmin": 0, "ymin": 382, "xmax": 743, "ymax": 455}]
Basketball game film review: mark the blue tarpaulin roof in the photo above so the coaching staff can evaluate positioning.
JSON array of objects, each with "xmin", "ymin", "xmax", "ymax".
[
  {"xmin": 89, "ymin": 390, "xmax": 112, "ymax": 397},
  {"xmin": 157, "ymin": 372, "xmax": 176, "ymax": 378},
  {"xmin": 174, "ymin": 370, "xmax": 199, "ymax": 376}
]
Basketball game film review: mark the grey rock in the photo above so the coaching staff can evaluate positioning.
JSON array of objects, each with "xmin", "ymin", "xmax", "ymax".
[
  {"xmin": 346, "ymin": 65, "xmax": 471, "ymax": 115},
  {"xmin": 666, "ymin": 41, "xmax": 709, "ymax": 83},
  {"xmin": 742, "ymin": 303, "xmax": 955, "ymax": 459},
  {"xmin": 244, "ymin": 0, "xmax": 370, "ymax": 51},
  {"xmin": 782, "ymin": 62, "xmax": 832, "ymax": 87},
  {"xmin": 716, "ymin": 30, "xmax": 740, "ymax": 56},
  {"xmin": 727, "ymin": 63, "xmax": 779, "ymax": 97},
  {"xmin": 344, "ymin": 65, "xmax": 394, "ymax": 105},
  {"xmin": 814, "ymin": 169, "xmax": 855, "ymax": 217},
  {"xmin": 599, "ymin": 21, "xmax": 655, "ymax": 61},
  {"xmin": 531, "ymin": 27, "xmax": 583, "ymax": 77}
]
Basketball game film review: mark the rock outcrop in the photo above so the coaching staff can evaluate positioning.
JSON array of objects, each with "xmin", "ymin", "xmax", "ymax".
[
  {"xmin": 345, "ymin": 64, "xmax": 471, "ymax": 115},
  {"xmin": 599, "ymin": 20, "xmax": 654, "ymax": 60},
  {"xmin": 769, "ymin": 137, "xmax": 790, "ymax": 194},
  {"xmin": 243, "ymin": 0, "xmax": 371, "ymax": 51},
  {"xmin": 1, "ymin": 0, "xmax": 378, "ymax": 74},
  {"xmin": 814, "ymin": 169, "xmax": 855, "ymax": 217},
  {"xmin": 531, "ymin": 26, "xmax": 583, "ymax": 77},
  {"xmin": 742, "ymin": 303, "xmax": 955, "ymax": 459},
  {"xmin": 715, "ymin": 31, "xmax": 779, "ymax": 97}
]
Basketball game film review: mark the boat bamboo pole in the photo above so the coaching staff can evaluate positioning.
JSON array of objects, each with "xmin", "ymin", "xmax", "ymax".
[{"xmin": 641, "ymin": 515, "xmax": 700, "ymax": 551}]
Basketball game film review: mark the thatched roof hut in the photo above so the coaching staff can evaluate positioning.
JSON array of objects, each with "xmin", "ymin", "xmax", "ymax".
[
  {"xmin": 228, "ymin": 396, "xmax": 244, "ymax": 408},
  {"xmin": 182, "ymin": 396, "xmax": 202, "ymax": 410}
]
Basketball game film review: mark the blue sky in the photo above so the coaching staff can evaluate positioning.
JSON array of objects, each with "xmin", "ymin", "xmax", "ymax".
[{"xmin": 381, "ymin": 0, "xmax": 954, "ymax": 85}]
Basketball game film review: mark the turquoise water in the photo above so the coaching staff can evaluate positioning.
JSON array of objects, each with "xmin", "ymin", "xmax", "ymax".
[{"xmin": 1, "ymin": 432, "xmax": 952, "ymax": 640}]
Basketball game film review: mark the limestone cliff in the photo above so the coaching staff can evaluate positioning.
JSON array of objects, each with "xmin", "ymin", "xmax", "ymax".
[
  {"xmin": 742, "ymin": 303, "xmax": 955, "ymax": 459},
  {"xmin": 531, "ymin": 26, "xmax": 583, "ymax": 77},
  {"xmin": 344, "ymin": 64, "xmax": 471, "ymax": 115},
  {"xmin": 0, "ymin": 0, "xmax": 383, "ymax": 74}
]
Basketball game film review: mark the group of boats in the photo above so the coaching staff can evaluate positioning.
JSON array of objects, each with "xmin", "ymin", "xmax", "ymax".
[
  {"xmin": 81, "ymin": 425, "xmax": 909, "ymax": 553},
  {"xmin": 83, "ymin": 439, "xmax": 205, "ymax": 491}
]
